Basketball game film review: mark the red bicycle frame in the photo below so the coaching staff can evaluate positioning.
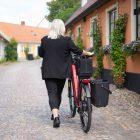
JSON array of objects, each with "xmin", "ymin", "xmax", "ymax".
[
  {"xmin": 71, "ymin": 63, "xmax": 91, "ymax": 108},
  {"xmin": 71, "ymin": 64, "xmax": 80, "ymax": 106}
]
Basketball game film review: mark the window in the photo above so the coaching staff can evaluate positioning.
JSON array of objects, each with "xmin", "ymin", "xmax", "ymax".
[
  {"xmin": 109, "ymin": 8, "xmax": 117, "ymax": 37},
  {"xmin": 77, "ymin": 26, "xmax": 81, "ymax": 37},
  {"xmin": 136, "ymin": 0, "xmax": 140, "ymax": 39},
  {"xmin": 90, "ymin": 17, "xmax": 98, "ymax": 48},
  {"xmin": 106, "ymin": 5, "xmax": 118, "ymax": 45},
  {"xmin": 76, "ymin": 25, "xmax": 81, "ymax": 39}
]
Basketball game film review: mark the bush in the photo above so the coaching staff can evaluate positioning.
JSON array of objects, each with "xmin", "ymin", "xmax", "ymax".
[{"xmin": 5, "ymin": 38, "xmax": 18, "ymax": 61}]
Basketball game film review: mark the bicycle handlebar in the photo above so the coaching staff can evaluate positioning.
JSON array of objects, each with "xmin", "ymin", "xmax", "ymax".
[
  {"xmin": 71, "ymin": 52, "xmax": 94, "ymax": 60},
  {"xmin": 82, "ymin": 52, "xmax": 94, "ymax": 58}
]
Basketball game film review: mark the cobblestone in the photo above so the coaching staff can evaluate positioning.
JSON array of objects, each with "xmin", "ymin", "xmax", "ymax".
[{"xmin": 0, "ymin": 60, "xmax": 139, "ymax": 140}]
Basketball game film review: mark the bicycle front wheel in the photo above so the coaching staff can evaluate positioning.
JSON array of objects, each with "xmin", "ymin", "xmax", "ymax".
[{"xmin": 79, "ymin": 86, "xmax": 92, "ymax": 133}]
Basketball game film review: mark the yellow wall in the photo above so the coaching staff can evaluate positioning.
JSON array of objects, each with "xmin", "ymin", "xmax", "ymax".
[{"xmin": 18, "ymin": 43, "xmax": 39, "ymax": 60}]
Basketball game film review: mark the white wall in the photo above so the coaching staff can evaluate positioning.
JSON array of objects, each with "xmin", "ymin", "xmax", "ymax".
[
  {"xmin": 34, "ymin": 44, "xmax": 40, "ymax": 57},
  {"xmin": 131, "ymin": 0, "xmax": 136, "ymax": 41},
  {"xmin": 17, "ymin": 43, "xmax": 40, "ymax": 60},
  {"xmin": 0, "ymin": 40, "xmax": 6, "ymax": 60},
  {"xmin": 17, "ymin": 43, "xmax": 22, "ymax": 60}
]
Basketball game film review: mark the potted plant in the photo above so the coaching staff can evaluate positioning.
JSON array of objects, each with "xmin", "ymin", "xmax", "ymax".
[
  {"xmin": 103, "ymin": 45, "xmax": 111, "ymax": 55},
  {"xmin": 122, "ymin": 40, "xmax": 140, "ymax": 56},
  {"xmin": 112, "ymin": 69, "xmax": 126, "ymax": 88}
]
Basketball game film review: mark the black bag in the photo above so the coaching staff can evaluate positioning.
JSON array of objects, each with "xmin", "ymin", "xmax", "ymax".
[
  {"xmin": 78, "ymin": 57, "xmax": 93, "ymax": 78},
  {"xmin": 90, "ymin": 79, "xmax": 111, "ymax": 107},
  {"xmin": 27, "ymin": 54, "xmax": 34, "ymax": 60}
]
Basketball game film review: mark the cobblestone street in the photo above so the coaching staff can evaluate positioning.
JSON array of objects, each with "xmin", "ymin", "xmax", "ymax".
[{"xmin": 0, "ymin": 60, "xmax": 140, "ymax": 140}]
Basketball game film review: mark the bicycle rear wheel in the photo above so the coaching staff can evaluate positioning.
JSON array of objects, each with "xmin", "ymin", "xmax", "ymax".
[
  {"xmin": 68, "ymin": 79, "xmax": 76, "ymax": 117},
  {"xmin": 79, "ymin": 85, "xmax": 92, "ymax": 133}
]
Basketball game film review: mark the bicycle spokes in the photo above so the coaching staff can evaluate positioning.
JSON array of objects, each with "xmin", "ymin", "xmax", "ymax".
[{"xmin": 80, "ymin": 87, "xmax": 92, "ymax": 133}]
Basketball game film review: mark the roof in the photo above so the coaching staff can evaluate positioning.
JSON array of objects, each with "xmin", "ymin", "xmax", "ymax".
[
  {"xmin": 65, "ymin": 0, "xmax": 109, "ymax": 28},
  {"xmin": 0, "ymin": 22, "xmax": 50, "ymax": 43},
  {"xmin": 0, "ymin": 31, "xmax": 10, "ymax": 42}
]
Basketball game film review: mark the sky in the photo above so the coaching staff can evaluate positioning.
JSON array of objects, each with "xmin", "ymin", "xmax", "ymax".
[{"xmin": 0, "ymin": 0, "xmax": 52, "ymax": 28}]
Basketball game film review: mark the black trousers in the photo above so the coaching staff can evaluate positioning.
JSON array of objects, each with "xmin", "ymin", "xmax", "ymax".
[{"xmin": 45, "ymin": 78, "xmax": 66, "ymax": 110}]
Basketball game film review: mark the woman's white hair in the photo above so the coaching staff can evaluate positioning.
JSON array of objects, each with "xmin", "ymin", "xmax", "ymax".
[{"xmin": 48, "ymin": 19, "xmax": 66, "ymax": 39}]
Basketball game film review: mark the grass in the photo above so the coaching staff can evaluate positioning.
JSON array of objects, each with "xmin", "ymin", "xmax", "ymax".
[
  {"xmin": 0, "ymin": 58, "xmax": 6, "ymax": 64},
  {"xmin": 0, "ymin": 58, "xmax": 17, "ymax": 65}
]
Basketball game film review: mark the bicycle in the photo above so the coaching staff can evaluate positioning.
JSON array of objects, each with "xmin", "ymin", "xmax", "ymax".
[{"xmin": 68, "ymin": 53, "xmax": 93, "ymax": 133}]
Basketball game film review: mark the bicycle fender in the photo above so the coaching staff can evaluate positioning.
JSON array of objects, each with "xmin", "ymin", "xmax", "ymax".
[{"xmin": 83, "ymin": 84, "xmax": 91, "ymax": 98}]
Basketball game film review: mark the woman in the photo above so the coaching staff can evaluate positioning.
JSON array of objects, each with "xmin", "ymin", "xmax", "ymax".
[{"xmin": 38, "ymin": 19, "xmax": 92, "ymax": 128}]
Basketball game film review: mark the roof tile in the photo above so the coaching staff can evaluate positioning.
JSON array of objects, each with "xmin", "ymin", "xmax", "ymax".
[{"xmin": 0, "ymin": 22, "xmax": 49, "ymax": 43}]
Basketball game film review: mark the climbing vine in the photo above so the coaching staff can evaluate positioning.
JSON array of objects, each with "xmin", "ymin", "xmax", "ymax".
[
  {"xmin": 92, "ymin": 22, "xmax": 103, "ymax": 79},
  {"xmin": 110, "ymin": 14, "xmax": 128, "ymax": 87},
  {"xmin": 76, "ymin": 33, "xmax": 84, "ymax": 50}
]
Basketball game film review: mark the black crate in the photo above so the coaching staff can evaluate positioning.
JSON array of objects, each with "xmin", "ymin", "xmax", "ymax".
[
  {"xmin": 90, "ymin": 79, "xmax": 111, "ymax": 107},
  {"xmin": 78, "ymin": 58, "xmax": 93, "ymax": 78},
  {"xmin": 27, "ymin": 54, "xmax": 34, "ymax": 60}
]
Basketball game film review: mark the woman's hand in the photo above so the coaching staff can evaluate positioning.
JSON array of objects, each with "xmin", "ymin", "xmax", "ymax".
[{"xmin": 82, "ymin": 50, "xmax": 94, "ymax": 56}]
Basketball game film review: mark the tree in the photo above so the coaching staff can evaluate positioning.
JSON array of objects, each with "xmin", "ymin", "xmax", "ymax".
[
  {"xmin": 5, "ymin": 38, "xmax": 18, "ymax": 61},
  {"xmin": 47, "ymin": 0, "xmax": 80, "ymax": 22}
]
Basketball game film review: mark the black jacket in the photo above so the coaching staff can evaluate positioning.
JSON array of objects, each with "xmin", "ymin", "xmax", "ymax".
[{"xmin": 38, "ymin": 35, "xmax": 83, "ymax": 79}]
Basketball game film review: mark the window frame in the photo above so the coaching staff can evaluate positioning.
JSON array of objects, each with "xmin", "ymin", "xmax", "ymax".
[
  {"xmin": 106, "ymin": 4, "xmax": 118, "ymax": 45},
  {"xmin": 136, "ymin": 0, "xmax": 140, "ymax": 39},
  {"xmin": 109, "ymin": 8, "xmax": 117, "ymax": 38},
  {"xmin": 77, "ymin": 25, "xmax": 81, "ymax": 37},
  {"xmin": 90, "ymin": 16, "xmax": 98, "ymax": 48}
]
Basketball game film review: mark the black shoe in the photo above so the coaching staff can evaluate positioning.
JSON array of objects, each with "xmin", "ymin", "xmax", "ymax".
[
  {"xmin": 51, "ymin": 114, "xmax": 54, "ymax": 120},
  {"xmin": 51, "ymin": 114, "xmax": 60, "ymax": 120},
  {"xmin": 53, "ymin": 117, "xmax": 60, "ymax": 128}
]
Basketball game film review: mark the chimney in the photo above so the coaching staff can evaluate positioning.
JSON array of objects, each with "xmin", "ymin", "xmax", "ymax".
[{"xmin": 21, "ymin": 21, "xmax": 25, "ymax": 26}]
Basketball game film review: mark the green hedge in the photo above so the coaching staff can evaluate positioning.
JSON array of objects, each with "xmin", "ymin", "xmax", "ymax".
[{"xmin": 5, "ymin": 38, "xmax": 18, "ymax": 61}]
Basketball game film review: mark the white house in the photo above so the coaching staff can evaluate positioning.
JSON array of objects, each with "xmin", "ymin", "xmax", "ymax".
[
  {"xmin": 0, "ymin": 31, "xmax": 10, "ymax": 60},
  {"xmin": 0, "ymin": 21, "xmax": 49, "ymax": 60}
]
